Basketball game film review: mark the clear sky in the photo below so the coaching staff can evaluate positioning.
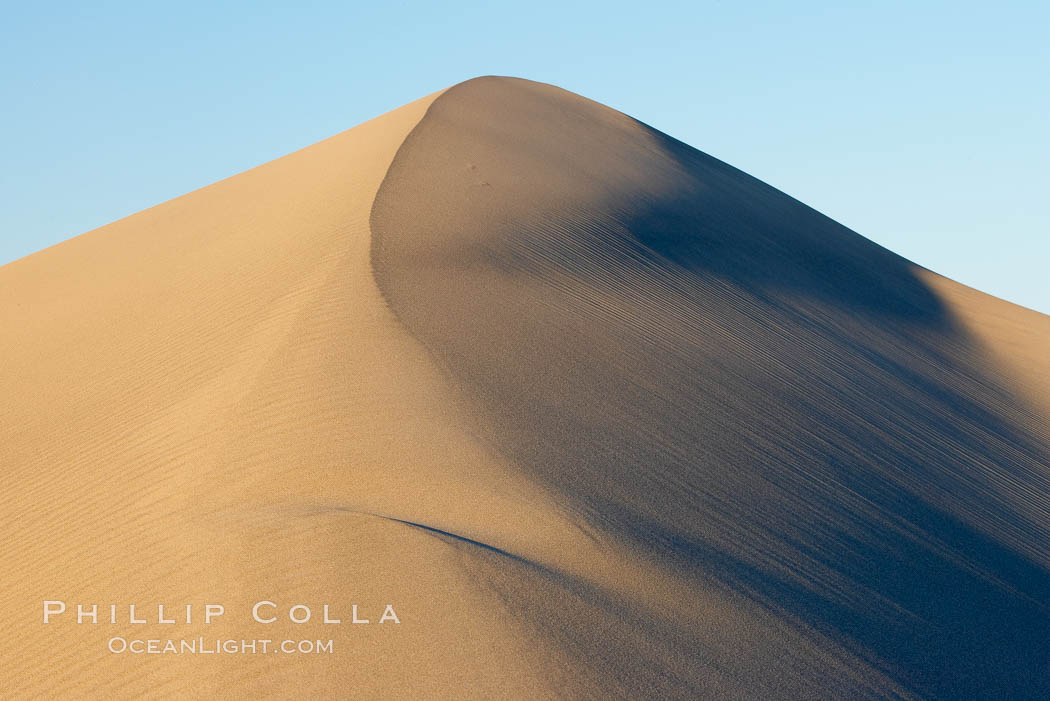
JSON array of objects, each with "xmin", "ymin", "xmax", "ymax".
[{"xmin": 2, "ymin": 1, "xmax": 1047, "ymax": 313}]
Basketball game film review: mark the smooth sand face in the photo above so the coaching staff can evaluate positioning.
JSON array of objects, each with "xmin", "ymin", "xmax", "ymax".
[
  {"xmin": 371, "ymin": 77, "xmax": 1050, "ymax": 699},
  {"xmin": 2, "ymin": 76, "xmax": 1049, "ymax": 699}
]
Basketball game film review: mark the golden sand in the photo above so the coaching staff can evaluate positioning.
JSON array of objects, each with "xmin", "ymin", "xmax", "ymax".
[{"xmin": 2, "ymin": 77, "xmax": 1048, "ymax": 699}]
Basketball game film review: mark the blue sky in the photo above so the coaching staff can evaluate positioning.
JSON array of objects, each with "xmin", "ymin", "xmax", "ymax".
[{"xmin": 2, "ymin": 1, "xmax": 1047, "ymax": 313}]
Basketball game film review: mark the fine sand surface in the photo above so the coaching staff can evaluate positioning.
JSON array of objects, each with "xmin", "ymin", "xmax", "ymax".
[{"xmin": 2, "ymin": 76, "xmax": 1048, "ymax": 699}]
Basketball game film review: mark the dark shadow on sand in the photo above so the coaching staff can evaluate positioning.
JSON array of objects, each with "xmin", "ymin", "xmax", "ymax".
[{"xmin": 370, "ymin": 76, "xmax": 1050, "ymax": 699}]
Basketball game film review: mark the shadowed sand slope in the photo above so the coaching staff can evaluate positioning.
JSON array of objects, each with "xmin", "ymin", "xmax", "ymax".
[
  {"xmin": 371, "ymin": 76, "xmax": 1050, "ymax": 699},
  {"xmin": 2, "ymin": 76, "xmax": 1048, "ymax": 700}
]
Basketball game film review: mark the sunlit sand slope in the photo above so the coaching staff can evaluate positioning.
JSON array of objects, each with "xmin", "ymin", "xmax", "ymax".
[{"xmin": 0, "ymin": 88, "xmax": 577, "ymax": 700}]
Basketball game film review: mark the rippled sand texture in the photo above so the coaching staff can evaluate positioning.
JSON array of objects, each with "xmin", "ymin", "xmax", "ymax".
[{"xmin": 3, "ymin": 76, "xmax": 1049, "ymax": 699}]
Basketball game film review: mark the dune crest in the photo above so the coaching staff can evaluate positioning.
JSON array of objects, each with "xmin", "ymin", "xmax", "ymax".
[{"xmin": 2, "ymin": 76, "xmax": 1048, "ymax": 699}]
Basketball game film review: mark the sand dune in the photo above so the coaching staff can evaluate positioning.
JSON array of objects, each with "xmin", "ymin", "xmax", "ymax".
[{"xmin": 2, "ymin": 76, "xmax": 1049, "ymax": 699}]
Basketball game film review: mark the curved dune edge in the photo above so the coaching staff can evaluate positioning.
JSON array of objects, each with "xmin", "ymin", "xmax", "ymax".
[{"xmin": 370, "ymin": 76, "xmax": 1050, "ymax": 699}]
